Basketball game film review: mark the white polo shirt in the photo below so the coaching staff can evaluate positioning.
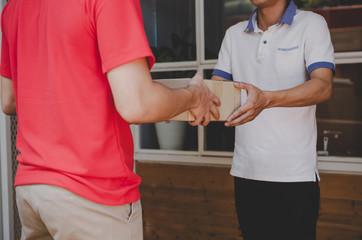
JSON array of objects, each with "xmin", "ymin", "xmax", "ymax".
[{"xmin": 213, "ymin": 1, "xmax": 335, "ymax": 182}]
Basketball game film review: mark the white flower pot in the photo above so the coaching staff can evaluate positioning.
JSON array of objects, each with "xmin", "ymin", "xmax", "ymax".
[{"xmin": 155, "ymin": 121, "xmax": 186, "ymax": 150}]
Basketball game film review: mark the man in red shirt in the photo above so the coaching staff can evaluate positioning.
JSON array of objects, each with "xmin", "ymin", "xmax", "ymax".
[{"xmin": 0, "ymin": 0, "xmax": 220, "ymax": 239}]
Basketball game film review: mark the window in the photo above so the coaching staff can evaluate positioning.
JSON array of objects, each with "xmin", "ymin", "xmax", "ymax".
[
  {"xmin": 141, "ymin": 0, "xmax": 196, "ymax": 63},
  {"xmin": 135, "ymin": 0, "xmax": 362, "ymax": 172},
  {"xmin": 204, "ymin": 0, "xmax": 255, "ymax": 60},
  {"xmin": 293, "ymin": 0, "xmax": 362, "ymax": 158},
  {"xmin": 317, "ymin": 63, "xmax": 362, "ymax": 157}
]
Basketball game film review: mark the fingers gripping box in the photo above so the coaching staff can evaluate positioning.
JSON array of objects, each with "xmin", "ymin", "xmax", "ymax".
[{"xmin": 155, "ymin": 78, "xmax": 241, "ymax": 121}]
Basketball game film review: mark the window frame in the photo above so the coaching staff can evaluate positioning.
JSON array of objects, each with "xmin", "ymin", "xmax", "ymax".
[{"xmin": 133, "ymin": 0, "xmax": 362, "ymax": 175}]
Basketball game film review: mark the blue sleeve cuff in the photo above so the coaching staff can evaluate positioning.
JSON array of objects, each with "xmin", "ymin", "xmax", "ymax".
[
  {"xmin": 212, "ymin": 69, "xmax": 232, "ymax": 80},
  {"xmin": 308, "ymin": 62, "xmax": 335, "ymax": 75}
]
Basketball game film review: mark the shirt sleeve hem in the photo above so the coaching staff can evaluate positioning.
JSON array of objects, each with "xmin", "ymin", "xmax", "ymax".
[
  {"xmin": 212, "ymin": 69, "xmax": 232, "ymax": 80},
  {"xmin": 0, "ymin": 69, "xmax": 12, "ymax": 79},
  {"xmin": 307, "ymin": 61, "xmax": 335, "ymax": 75},
  {"xmin": 102, "ymin": 50, "xmax": 155, "ymax": 74}
]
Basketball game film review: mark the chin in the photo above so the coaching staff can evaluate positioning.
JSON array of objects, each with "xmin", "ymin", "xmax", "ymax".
[{"xmin": 250, "ymin": 0, "xmax": 284, "ymax": 8}]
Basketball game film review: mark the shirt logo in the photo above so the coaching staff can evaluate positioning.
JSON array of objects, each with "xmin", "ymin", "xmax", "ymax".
[{"xmin": 277, "ymin": 46, "xmax": 299, "ymax": 51}]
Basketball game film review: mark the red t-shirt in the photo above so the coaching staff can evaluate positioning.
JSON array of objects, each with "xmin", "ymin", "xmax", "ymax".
[{"xmin": 1, "ymin": 0, "xmax": 155, "ymax": 205}]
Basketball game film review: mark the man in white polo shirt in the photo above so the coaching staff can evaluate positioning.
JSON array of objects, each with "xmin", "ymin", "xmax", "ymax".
[{"xmin": 212, "ymin": 0, "xmax": 334, "ymax": 239}]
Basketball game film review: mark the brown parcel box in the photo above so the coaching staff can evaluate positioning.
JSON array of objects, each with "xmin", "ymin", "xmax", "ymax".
[{"xmin": 155, "ymin": 78, "xmax": 241, "ymax": 121}]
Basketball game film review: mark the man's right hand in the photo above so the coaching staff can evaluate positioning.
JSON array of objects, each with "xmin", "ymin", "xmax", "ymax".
[{"xmin": 187, "ymin": 72, "xmax": 221, "ymax": 126}]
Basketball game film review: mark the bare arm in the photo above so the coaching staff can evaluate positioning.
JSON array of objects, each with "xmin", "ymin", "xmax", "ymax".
[
  {"xmin": 107, "ymin": 58, "xmax": 220, "ymax": 126},
  {"xmin": 264, "ymin": 67, "xmax": 333, "ymax": 108},
  {"xmin": 1, "ymin": 76, "xmax": 16, "ymax": 115},
  {"xmin": 223, "ymin": 67, "xmax": 333, "ymax": 127}
]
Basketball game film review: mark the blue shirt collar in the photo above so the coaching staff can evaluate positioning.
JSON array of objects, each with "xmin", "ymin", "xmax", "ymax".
[{"xmin": 245, "ymin": 0, "xmax": 297, "ymax": 32}]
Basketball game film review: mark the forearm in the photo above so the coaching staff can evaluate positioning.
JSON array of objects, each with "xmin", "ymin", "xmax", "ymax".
[
  {"xmin": 265, "ymin": 75, "xmax": 332, "ymax": 108},
  {"xmin": 127, "ymin": 81, "xmax": 194, "ymax": 124},
  {"xmin": 108, "ymin": 58, "xmax": 195, "ymax": 124},
  {"xmin": 225, "ymin": 68, "xmax": 333, "ymax": 126}
]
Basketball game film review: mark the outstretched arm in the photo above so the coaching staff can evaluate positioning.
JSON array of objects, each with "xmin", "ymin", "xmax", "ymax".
[
  {"xmin": 219, "ymin": 67, "xmax": 333, "ymax": 127},
  {"xmin": 108, "ymin": 58, "xmax": 220, "ymax": 126}
]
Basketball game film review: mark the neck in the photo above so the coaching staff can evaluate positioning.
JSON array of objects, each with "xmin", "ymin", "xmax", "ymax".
[{"xmin": 257, "ymin": 0, "xmax": 287, "ymax": 31}]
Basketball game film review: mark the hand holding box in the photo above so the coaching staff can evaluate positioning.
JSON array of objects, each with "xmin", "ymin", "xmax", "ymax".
[{"xmin": 155, "ymin": 78, "xmax": 241, "ymax": 121}]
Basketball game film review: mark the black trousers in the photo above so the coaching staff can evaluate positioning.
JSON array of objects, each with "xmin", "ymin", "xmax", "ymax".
[{"xmin": 234, "ymin": 177, "xmax": 320, "ymax": 240}]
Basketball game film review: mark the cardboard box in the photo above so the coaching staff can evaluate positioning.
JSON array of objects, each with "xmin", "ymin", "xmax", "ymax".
[{"xmin": 155, "ymin": 78, "xmax": 241, "ymax": 121}]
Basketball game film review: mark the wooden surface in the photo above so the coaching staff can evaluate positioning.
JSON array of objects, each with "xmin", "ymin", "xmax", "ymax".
[
  {"xmin": 318, "ymin": 173, "xmax": 362, "ymax": 240},
  {"xmin": 136, "ymin": 161, "xmax": 362, "ymax": 240}
]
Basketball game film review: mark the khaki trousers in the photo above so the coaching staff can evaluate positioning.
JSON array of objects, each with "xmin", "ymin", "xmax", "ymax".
[{"xmin": 16, "ymin": 184, "xmax": 143, "ymax": 240}]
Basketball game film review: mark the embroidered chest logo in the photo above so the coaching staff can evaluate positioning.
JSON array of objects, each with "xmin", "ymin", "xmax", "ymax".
[{"xmin": 277, "ymin": 46, "xmax": 299, "ymax": 51}]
